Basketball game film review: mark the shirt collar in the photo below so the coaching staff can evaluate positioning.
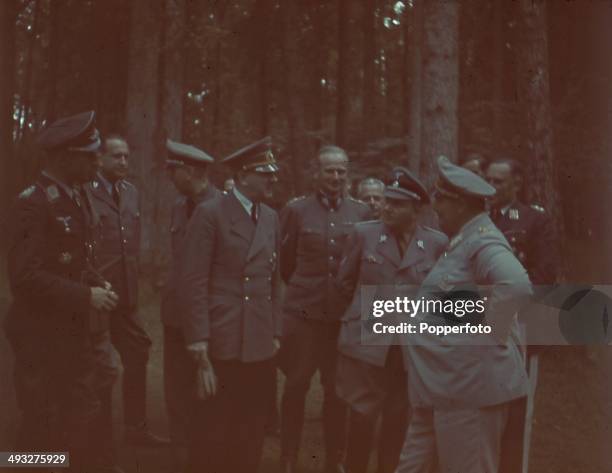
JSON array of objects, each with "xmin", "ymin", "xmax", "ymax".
[
  {"xmin": 97, "ymin": 172, "xmax": 118, "ymax": 195},
  {"xmin": 42, "ymin": 171, "xmax": 74, "ymax": 198},
  {"xmin": 233, "ymin": 186, "xmax": 253, "ymax": 216}
]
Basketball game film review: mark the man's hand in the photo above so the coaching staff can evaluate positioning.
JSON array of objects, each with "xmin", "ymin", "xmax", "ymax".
[
  {"xmin": 187, "ymin": 341, "xmax": 217, "ymax": 400},
  {"xmin": 90, "ymin": 286, "xmax": 119, "ymax": 311}
]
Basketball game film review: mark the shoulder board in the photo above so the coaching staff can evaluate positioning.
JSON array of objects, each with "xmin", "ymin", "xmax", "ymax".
[
  {"xmin": 530, "ymin": 203, "xmax": 545, "ymax": 213},
  {"xmin": 18, "ymin": 185, "xmax": 37, "ymax": 200},
  {"xmin": 287, "ymin": 195, "xmax": 306, "ymax": 205}
]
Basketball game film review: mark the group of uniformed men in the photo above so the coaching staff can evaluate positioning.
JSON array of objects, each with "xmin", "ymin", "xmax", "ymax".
[{"xmin": 5, "ymin": 110, "xmax": 555, "ymax": 473}]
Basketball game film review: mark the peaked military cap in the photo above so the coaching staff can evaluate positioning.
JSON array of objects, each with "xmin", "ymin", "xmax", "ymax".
[
  {"xmin": 435, "ymin": 156, "xmax": 496, "ymax": 199},
  {"xmin": 166, "ymin": 139, "xmax": 215, "ymax": 168},
  {"xmin": 221, "ymin": 136, "xmax": 279, "ymax": 173},
  {"xmin": 384, "ymin": 166, "xmax": 430, "ymax": 204},
  {"xmin": 37, "ymin": 110, "xmax": 101, "ymax": 153}
]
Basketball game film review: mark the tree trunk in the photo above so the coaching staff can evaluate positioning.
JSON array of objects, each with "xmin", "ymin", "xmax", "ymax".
[
  {"xmin": 280, "ymin": 1, "xmax": 304, "ymax": 195},
  {"xmin": 125, "ymin": 0, "xmax": 163, "ymax": 267},
  {"xmin": 406, "ymin": 0, "xmax": 423, "ymax": 173},
  {"xmin": 151, "ymin": 0, "xmax": 185, "ymax": 274},
  {"xmin": 361, "ymin": 0, "xmax": 377, "ymax": 150},
  {"xmin": 0, "ymin": 0, "xmax": 16, "ymax": 247},
  {"xmin": 336, "ymin": 0, "xmax": 349, "ymax": 148},
  {"xmin": 516, "ymin": 0, "xmax": 560, "ymax": 232},
  {"xmin": 420, "ymin": 0, "xmax": 459, "ymax": 187}
]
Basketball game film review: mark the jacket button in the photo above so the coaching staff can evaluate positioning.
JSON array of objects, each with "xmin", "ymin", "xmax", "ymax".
[
  {"xmin": 329, "ymin": 256, "xmax": 334, "ymax": 260},
  {"xmin": 244, "ymin": 276, "xmax": 250, "ymax": 282},
  {"xmin": 329, "ymin": 222, "xmax": 335, "ymax": 227},
  {"xmin": 268, "ymin": 296, "xmax": 272, "ymax": 301},
  {"xmin": 123, "ymin": 239, "xmax": 127, "ymax": 244},
  {"xmin": 330, "ymin": 239, "xmax": 335, "ymax": 244},
  {"xmin": 120, "ymin": 226, "xmax": 125, "ymax": 231},
  {"xmin": 268, "ymin": 276, "xmax": 272, "ymax": 281},
  {"xmin": 244, "ymin": 296, "xmax": 249, "ymax": 301}
]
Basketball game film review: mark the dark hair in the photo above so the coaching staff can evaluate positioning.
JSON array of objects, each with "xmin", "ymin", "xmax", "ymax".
[{"xmin": 101, "ymin": 133, "xmax": 127, "ymax": 152}]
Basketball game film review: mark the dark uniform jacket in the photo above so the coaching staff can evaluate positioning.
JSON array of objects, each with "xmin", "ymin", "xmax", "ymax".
[
  {"xmin": 280, "ymin": 193, "xmax": 370, "ymax": 324},
  {"xmin": 336, "ymin": 222, "xmax": 448, "ymax": 367},
  {"xmin": 490, "ymin": 200, "xmax": 556, "ymax": 284},
  {"xmin": 161, "ymin": 185, "xmax": 220, "ymax": 328},
  {"xmin": 178, "ymin": 191, "xmax": 282, "ymax": 362},
  {"xmin": 5, "ymin": 173, "xmax": 104, "ymax": 338},
  {"xmin": 86, "ymin": 176, "xmax": 140, "ymax": 309}
]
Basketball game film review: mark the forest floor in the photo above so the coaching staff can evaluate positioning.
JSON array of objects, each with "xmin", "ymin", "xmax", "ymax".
[{"xmin": 1, "ymin": 280, "xmax": 611, "ymax": 473}]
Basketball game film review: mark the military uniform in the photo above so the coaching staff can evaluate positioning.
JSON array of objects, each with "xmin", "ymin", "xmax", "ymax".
[
  {"xmin": 87, "ymin": 173, "xmax": 153, "ymax": 435},
  {"xmin": 161, "ymin": 139, "xmax": 220, "ymax": 453},
  {"xmin": 178, "ymin": 137, "xmax": 281, "ymax": 473},
  {"xmin": 335, "ymin": 168, "xmax": 447, "ymax": 473},
  {"xmin": 490, "ymin": 200, "xmax": 556, "ymax": 284},
  {"xmin": 397, "ymin": 157, "xmax": 532, "ymax": 473},
  {"xmin": 4, "ymin": 111, "xmax": 117, "ymax": 472},
  {"xmin": 279, "ymin": 191, "xmax": 370, "ymax": 469},
  {"xmin": 336, "ymin": 220, "xmax": 447, "ymax": 473}
]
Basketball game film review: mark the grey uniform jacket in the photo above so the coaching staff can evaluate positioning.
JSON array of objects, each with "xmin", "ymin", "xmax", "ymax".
[
  {"xmin": 336, "ymin": 222, "xmax": 448, "ymax": 367},
  {"xmin": 177, "ymin": 191, "xmax": 282, "ymax": 362},
  {"xmin": 161, "ymin": 185, "xmax": 221, "ymax": 328},
  {"xmin": 86, "ymin": 177, "xmax": 140, "ymax": 309},
  {"xmin": 405, "ymin": 213, "xmax": 532, "ymax": 409},
  {"xmin": 280, "ymin": 193, "xmax": 370, "ymax": 326}
]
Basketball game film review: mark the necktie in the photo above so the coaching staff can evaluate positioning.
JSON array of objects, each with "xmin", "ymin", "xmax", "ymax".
[
  {"xmin": 251, "ymin": 203, "xmax": 258, "ymax": 224},
  {"xmin": 112, "ymin": 184, "xmax": 120, "ymax": 207}
]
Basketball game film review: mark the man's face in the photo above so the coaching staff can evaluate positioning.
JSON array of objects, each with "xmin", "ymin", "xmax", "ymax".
[
  {"xmin": 318, "ymin": 152, "xmax": 349, "ymax": 196},
  {"xmin": 485, "ymin": 162, "xmax": 516, "ymax": 207},
  {"xmin": 169, "ymin": 167, "xmax": 192, "ymax": 196},
  {"xmin": 381, "ymin": 198, "xmax": 417, "ymax": 231},
  {"xmin": 99, "ymin": 138, "xmax": 129, "ymax": 182},
  {"xmin": 432, "ymin": 192, "xmax": 462, "ymax": 236},
  {"xmin": 240, "ymin": 171, "xmax": 278, "ymax": 202},
  {"xmin": 358, "ymin": 183, "xmax": 385, "ymax": 217}
]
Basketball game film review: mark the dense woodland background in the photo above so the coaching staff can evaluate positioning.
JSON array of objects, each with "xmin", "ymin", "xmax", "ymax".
[{"xmin": 1, "ymin": 0, "xmax": 611, "ymax": 282}]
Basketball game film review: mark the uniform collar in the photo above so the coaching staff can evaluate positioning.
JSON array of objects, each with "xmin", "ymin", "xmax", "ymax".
[
  {"xmin": 233, "ymin": 186, "xmax": 253, "ymax": 216},
  {"xmin": 96, "ymin": 171, "xmax": 122, "ymax": 195},
  {"xmin": 41, "ymin": 170, "xmax": 74, "ymax": 198},
  {"xmin": 317, "ymin": 190, "xmax": 343, "ymax": 211}
]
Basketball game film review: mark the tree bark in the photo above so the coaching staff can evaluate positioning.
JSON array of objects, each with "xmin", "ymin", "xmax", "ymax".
[
  {"xmin": 0, "ymin": 0, "xmax": 17, "ymax": 246},
  {"xmin": 125, "ymin": 0, "xmax": 163, "ymax": 266},
  {"xmin": 406, "ymin": 0, "xmax": 423, "ymax": 174},
  {"xmin": 280, "ymin": 0, "xmax": 304, "ymax": 195},
  {"xmin": 516, "ymin": 0, "xmax": 560, "ymax": 226},
  {"xmin": 361, "ymin": 0, "xmax": 377, "ymax": 150},
  {"xmin": 336, "ymin": 0, "xmax": 349, "ymax": 148},
  {"xmin": 420, "ymin": 0, "xmax": 459, "ymax": 187}
]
